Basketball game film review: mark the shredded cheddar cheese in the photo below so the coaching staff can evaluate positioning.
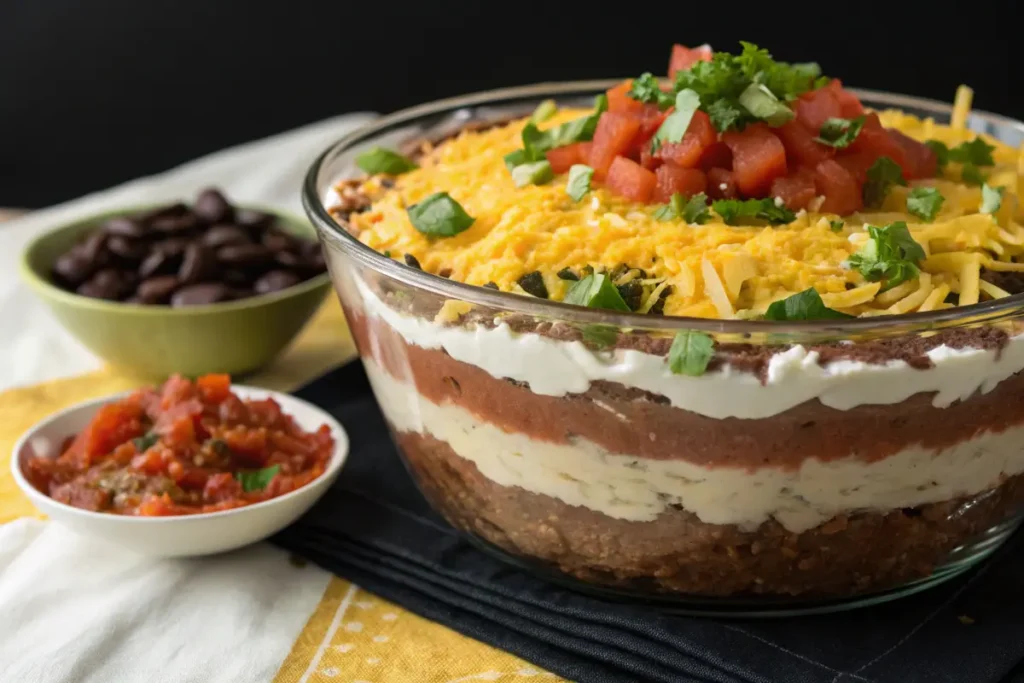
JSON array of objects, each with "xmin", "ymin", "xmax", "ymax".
[{"xmin": 342, "ymin": 101, "xmax": 1024, "ymax": 320}]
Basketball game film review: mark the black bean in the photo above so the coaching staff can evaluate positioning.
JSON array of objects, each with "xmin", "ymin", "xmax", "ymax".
[
  {"xmin": 274, "ymin": 251, "xmax": 303, "ymax": 269},
  {"xmin": 517, "ymin": 271, "xmax": 548, "ymax": 299},
  {"xmin": 102, "ymin": 216, "xmax": 146, "ymax": 238},
  {"xmin": 136, "ymin": 275, "xmax": 180, "ymax": 304},
  {"xmin": 217, "ymin": 243, "xmax": 273, "ymax": 267},
  {"xmin": 152, "ymin": 237, "xmax": 189, "ymax": 257},
  {"xmin": 233, "ymin": 209, "xmax": 274, "ymax": 232},
  {"xmin": 171, "ymin": 283, "xmax": 230, "ymax": 307},
  {"xmin": 107, "ymin": 236, "xmax": 148, "ymax": 262},
  {"xmin": 616, "ymin": 280, "xmax": 644, "ymax": 311},
  {"xmin": 178, "ymin": 244, "xmax": 217, "ymax": 284},
  {"xmin": 151, "ymin": 213, "xmax": 199, "ymax": 234},
  {"xmin": 52, "ymin": 252, "xmax": 94, "ymax": 286},
  {"xmin": 194, "ymin": 189, "xmax": 233, "ymax": 223},
  {"xmin": 77, "ymin": 269, "xmax": 126, "ymax": 300},
  {"xmin": 138, "ymin": 251, "xmax": 180, "ymax": 279},
  {"xmin": 556, "ymin": 267, "xmax": 579, "ymax": 281},
  {"xmin": 403, "ymin": 254, "xmax": 421, "ymax": 269},
  {"xmin": 254, "ymin": 270, "xmax": 301, "ymax": 294},
  {"xmin": 482, "ymin": 281, "xmax": 499, "ymax": 290},
  {"xmin": 261, "ymin": 228, "xmax": 296, "ymax": 252},
  {"xmin": 79, "ymin": 232, "xmax": 108, "ymax": 262},
  {"xmin": 140, "ymin": 203, "xmax": 189, "ymax": 226},
  {"xmin": 223, "ymin": 269, "xmax": 252, "ymax": 286},
  {"xmin": 201, "ymin": 224, "xmax": 250, "ymax": 249}
]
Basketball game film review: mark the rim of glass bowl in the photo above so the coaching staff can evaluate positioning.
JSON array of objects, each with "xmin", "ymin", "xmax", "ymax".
[{"xmin": 303, "ymin": 80, "xmax": 1024, "ymax": 344}]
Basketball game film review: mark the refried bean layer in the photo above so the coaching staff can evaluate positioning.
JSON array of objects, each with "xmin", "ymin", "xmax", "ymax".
[
  {"xmin": 398, "ymin": 431, "xmax": 1024, "ymax": 597},
  {"xmin": 349, "ymin": 307, "xmax": 1024, "ymax": 469}
]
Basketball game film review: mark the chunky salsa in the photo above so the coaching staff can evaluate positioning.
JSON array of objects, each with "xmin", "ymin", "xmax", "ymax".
[{"xmin": 25, "ymin": 374, "xmax": 334, "ymax": 516}]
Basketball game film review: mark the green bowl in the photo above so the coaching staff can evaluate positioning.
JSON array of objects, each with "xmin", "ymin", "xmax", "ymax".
[{"xmin": 20, "ymin": 204, "xmax": 332, "ymax": 379}]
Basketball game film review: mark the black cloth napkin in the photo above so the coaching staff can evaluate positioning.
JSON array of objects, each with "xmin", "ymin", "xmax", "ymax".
[{"xmin": 273, "ymin": 361, "xmax": 1024, "ymax": 683}]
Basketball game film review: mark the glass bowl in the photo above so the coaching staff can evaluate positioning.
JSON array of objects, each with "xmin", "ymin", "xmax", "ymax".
[{"xmin": 302, "ymin": 81, "xmax": 1024, "ymax": 615}]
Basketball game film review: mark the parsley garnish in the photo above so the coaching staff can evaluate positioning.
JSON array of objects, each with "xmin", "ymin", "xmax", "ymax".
[
  {"xmin": 511, "ymin": 160, "xmax": 554, "ymax": 188},
  {"xmin": 668, "ymin": 330, "xmax": 715, "ymax": 376},
  {"xmin": 132, "ymin": 432, "xmax": 159, "ymax": 452},
  {"xmin": 628, "ymin": 73, "xmax": 674, "ymax": 110},
  {"xmin": 705, "ymin": 99, "xmax": 746, "ymax": 132},
  {"xmin": 863, "ymin": 157, "xmax": 906, "ymax": 208},
  {"xmin": 235, "ymin": 465, "xmax": 281, "ymax": 493},
  {"xmin": 926, "ymin": 138, "xmax": 996, "ymax": 170},
  {"xmin": 582, "ymin": 324, "xmax": 618, "ymax": 348},
  {"xmin": 815, "ymin": 116, "xmax": 865, "ymax": 149},
  {"xmin": 961, "ymin": 163, "xmax": 987, "ymax": 186},
  {"xmin": 764, "ymin": 288, "xmax": 853, "ymax": 321},
  {"xmin": 566, "ymin": 164, "xmax": 594, "ymax": 201},
  {"xmin": 830, "ymin": 220, "xmax": 845, "ymax": 232},
  {"xmin": 407, "ymin": 193, "xmax": 475, "ymax": 237},
  {"xmin": 925, "ymin": 140, "xmax": 950, "ymax": 168},
  {"xmin": 652, "ymin": 89, "xmax": 701, "ymax": 151},
  {"xmin": 355, "ymin": 147, "xmax": 418, "ymax": 175},
  {"xmin": 712, "ymin": 198, "xmax": 796, "ymax": 225},
  {"xmin": 846, "ymin": 221, "xmax": 925, "ymax": 291},
  {"xmin": 530, "ymin": 99, "xmax": 557, "ymax": 124},
  {"xmin": 563, "ymin": 273, "xmax": 631, "ymax": 311},
  {"xmin": 981, "ymin": 184, "xmax": 1004, "ymax": 214},
  {"xmin": 906, "ymin": 187, "xmax": 944, "ymax": 222}
]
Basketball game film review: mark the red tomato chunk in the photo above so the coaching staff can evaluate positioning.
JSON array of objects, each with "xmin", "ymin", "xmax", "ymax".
[{"xmin": 24, "ymin": 374, "xmax": 335, "ymax": 516}]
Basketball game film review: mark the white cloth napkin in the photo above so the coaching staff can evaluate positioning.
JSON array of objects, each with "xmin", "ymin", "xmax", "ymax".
[
  {"xmin": 0, "ymin": 111, "xmax": 375, "ymax": 391},
  {"xmin": 0, "ymin": 112, "xmax": 375, "ymax": 683}
]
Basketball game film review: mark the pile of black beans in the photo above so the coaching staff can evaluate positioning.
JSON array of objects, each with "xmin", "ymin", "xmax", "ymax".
[{"xmin": 50, "ymin": 188, "xmax": 327, "ymax": 306}]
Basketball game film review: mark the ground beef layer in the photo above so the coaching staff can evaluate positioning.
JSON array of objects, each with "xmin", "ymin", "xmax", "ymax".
[
  {"xmin": 398, "ymin": 431, "xmax": 1024, "ymax": 598},
  {"xmin": 350, "ymin": 307, "xmax": 1024, "ymax": 468}
]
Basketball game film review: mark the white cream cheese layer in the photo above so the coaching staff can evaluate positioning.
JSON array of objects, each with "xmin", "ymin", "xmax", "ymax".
[
  {"xmin": 366, "ymin": 358, "xmax": 1024, "ymax": 532},
  {"xmin": 351, "ymin": 275, "xmax": 1024, "ymax": 420}
]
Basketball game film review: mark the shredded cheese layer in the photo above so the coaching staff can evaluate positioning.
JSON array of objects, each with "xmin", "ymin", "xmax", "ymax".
[{"xmin": 342, "ymin": 103, "xmax": 1024, "ymax": 320}]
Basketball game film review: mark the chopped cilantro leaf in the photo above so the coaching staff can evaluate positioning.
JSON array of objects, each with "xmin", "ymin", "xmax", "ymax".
[
  {"xmin": 905, "ymin": 187, "xmax": 944, "ymax": 222},
  {"xmin": 594, "ymin": 93, "xmax": 608, "ymax": 115},
  {"xmin": 705, "ymin": 98, "xmax": 747, "ymax": 132},
  {"xmin": 407, "ymin": 193, "xmax": 475, "ymax": 237},
  {"xmin": 563, "ymin": 273, "xmax": 631, "ymax": 312},
  {"xmin": 511, "ymin": 160, "xmax": 554, "ymax": 188},
  {"xmin": 668, "ymin": 330, "xmax": 715, "ymax": 376},
  {"xmin": 652, "ymin": 89, "xmax": 701, "ymax": 150},
  {"xmin": 566, "ymin": 164, "xmax": 594, "ymax": 201},
  {"xmin": 738, "ymin": 83, "xmax": 794, "ymax": 126},
  {"xmin": 503, "ymin": 149, "xmax": 528, "ymax": 171},
  {"xmin": 925, "ymin": 140, "xmax": 950, "ymax": 169},
  {"xmin": 846, "ymin": 221, "xmax": 925, "ymax": 291},
  {"xmin": 521, "ymin": 112, "xmax": 601, "ymax": 162},
  {"xmin": 815, "ymin": 116, "xmax": 865, "ymax": 149},
  {"xmin": 132, "ymin": 432, "xmax": 159, "ymax": 452},
  {"xmin": 961, "ymin": 163, "xmax": 987, "ymax": 186},
  {"xmin": 355, "ymin": 147, "xmax": 418, "ymax": 175},
  {"xmin": 948, "ymin": 138, "xmax": 996, "ymax": 166},
  {"xmin": 712, "ymin": 198, "xmax": 796, "ymax": 225},
  {"xmin": 981, "ymin": 184, "xmax": 1004, "ymax": 214},
  {"xmin": 683, "ymin": 193, "xmax": 712, "ymax": 224},
  {"xmin": 764, "ymin": 288, "xmax": 853, "ymax": 321},
  {"xmin": 830, "ymin": 220, "xmax": 845, "ymax": 232},
  {"xmin": 530, "ymin": 99, "xmax": 558, "ymax": 124},
  {"xmin": 582, "ymin": 324, "xmax": 618, "ymax": 348},
  {"xmin": 628, "ymin": 73, "xmax": 674, "ymax": 110},
  {"xmin": 652, "ymin": 193, "xmax": 686, "ymax": 221},
  {"xmin": 863, "ymin": 157, "xmax": 906, "ymax": 208},
  {"xmin": 235, "ymin": 465, "xmax": 280, "ymax": 493}
]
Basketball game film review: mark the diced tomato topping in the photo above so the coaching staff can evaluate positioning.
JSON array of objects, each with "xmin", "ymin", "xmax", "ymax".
[
  {"xmin": 653, "ymin": 165, "xmax": 708, "ymax": 203},
  {"xmin": 606, "ymin": 156, "xmax": 658, "ymax": 202},
  {"xmin": 775, "ymin": 121, "xmax": 833, "ymax": 168},
  {"xmin": 770, "ymin": 171, "xmax": 818, "ymax": 211},
  {"xmin": 668, "ymin": 44, "xmax": 713, "ymax": 79},
  {"xmin": 826, "ymin": 80, "xmax": 865, "ymax": 118},
  {"xmin": 834, "ymin": 151, "xmax": 876, "ymax": 184},
  {"xmin": 639, "ymin": 148, "xmax": 662, "ymax": 171},
  {"xmin": 654, "ymin": 110, "xmax": 716, "ymax": 169},
  {"xmin": 795, "ymin": 87, "xmax": 843, "ymax": 135},
  {"xmin": 707, "ymin": 168, "xmax": 738, "ymax": 200},
  {"xmin": 606, "ymin": 81, "xmax": 645, "ymax": 115},
  {"xmin": 63, "ymin": 402, "xmax": 146, "ymax": 468},
  {"xmin": 814, "ymin": 159, "xmax": 863, "ymax": 215},
  {"xmin": 546, "ymin": 142, "xmax": 590, "ymax": 174},
  {"xmin": 590, "ymin": 113, "xmax": 643, "ymax": 178},
  {"xmin": 699, "ymin": 141, "xmax": 732, "ymax": 170},
  {"xmin": 887, "ymin": 129, "xmax": 939, "ymax": 180},
  {"xmin": 722, "ymin": 123, "xmax": 788, "ymax": 197},
  {"xmin": 197, "ymin": 374, "xmax": 231, "ymax": 403},
  {"xmin": 847, "ymin": 113, "xmax": 911, "ymax": 177}
]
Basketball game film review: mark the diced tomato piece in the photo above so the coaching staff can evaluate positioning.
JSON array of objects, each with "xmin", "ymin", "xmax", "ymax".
[
  {"xmin": 846, "ymin": 113, "xmax": 910, "ymax": 177},
  {"xmin": 770, "ymin": 171, "xmax": 818, "ymax": 211},
  {"xmin": 546, "ymin": 142, "xmax": 589, "ymax": 174},
  {"xmin": 606, "ymin": 156, "xmax": 657, "ymax": 202},
  {"xmin": 707, "ymin": 168, "xmax": 738, "ymax": 199},
  {"xmin": 159, "ymin": 374, "xmax": 196, "ymax": 410},
  {"xmin": 795, "ymin": 87, "xmax": 843, "ymax": 135},
  {"xmin": 197, "ymin": 374, "xmax": 231, "ymax": 403},
  {"xmin": 668, "ymin": 44, "xmax": 713, "ymax": 79},
  {"xmin": 654, "ymin": 110, "xmax": 716, "ymax": 169},
  {"xmin": 887, "ymin": 129, "xmax": 939, "ymax": 180},
  {"xmin": 834, "ymin": 151, "xmax": 875, "ymax": 184},
  {"xmin": 722, "ymin": 123, "xmax": 788, "ymax": 197},
  {"xmin": 826, "ymin": 80, "xmax": 865, "ymax": 118},
  {"xmin": 699, "ymin": 141, "xmax": 732, "ymax": 170},
  {"xmin": 590, "ymin": 113, "xmax": 643, "ymax": 179},
  {"xmin": 814, "ymin": 159, "xmax": 863, "ymax": 215},
  {"xmin": 776, "ymin": 121, "xmax": 833, "ymax": 168},
  {"xmin": 62, "ymin": 402, "xmax": 145, "ymax": 468},
  {"xmin": 639, "ymin": 148, "xmax": 662, "ymax": 171},
  {"xmin": 652, "ymin": 165, "xmax": 708, "ymax": 203},
  {"xmin": 606, "ymin": 81, "xmax": 644, "ymax": 115}
]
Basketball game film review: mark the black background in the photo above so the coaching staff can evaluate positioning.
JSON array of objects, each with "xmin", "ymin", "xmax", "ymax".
[{"xmin": 2, "ymin": 0, "xmax": 1020, "ymax": 208}]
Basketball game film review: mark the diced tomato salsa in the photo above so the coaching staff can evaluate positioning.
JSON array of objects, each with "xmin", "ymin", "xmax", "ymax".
[
  {"xmin": 25, "ymin": 374, "xmax": 334, "ymax": 516},
  {"xmin": 531, "ymin": 43, "xmax": 940, "ymax": 215}
]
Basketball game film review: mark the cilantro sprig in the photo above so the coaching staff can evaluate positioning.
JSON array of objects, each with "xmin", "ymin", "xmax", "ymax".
[
  {"xmin": 981, "ymin": 184, "xmax": 1004, "ymax": 214},
  {"xmin": 846, "ymin": 221, "xmax": 926, "ymax": 291},
  {"xmin": 764, "ymin": 288, "xmax": 852, "ymax": 321},
  {"xmin": 236, "ymin": 465, "xmax": 281, "ymax": 493},
  {"xmin": 863, "ymin": 157, "xmax": 906, "ymax": 208},
  {"xmin": 712, "ymin": 198, "xmax": 796, "ymax": 225},
  {"xmin": 563, "ymin": 273, "xmax": 631, "ymax": 312},
  {"xmin": 651, "ymin": 89, "xmax": 701, "ymax": 151},
  {"xmin": 566, "ymin": 164, "xmax": 594, "ymax": 201},
  {"xmin": 407, "ymin": 192, "xmax": 476, "ymax": 237},
  {"xmin": 653, "ymin": 192, "xmax": 711, "ymax": 224},
  {"xmin": 926, "ymin": 138, "xmax": 997, "ymax": 171},
  {"xmin": 627, "ymin": 73, "xmax": 675, "ymax": 110},
  {"xmin": 905, "ymin": 187, "xmax": 944, "ymax": 222},
  {"xmin": 668, "ymin": 330, "xmax": 715, "ymax": 376},
  {"xmin": 815, "ymin": 116, "xmax": 865, "ymax": 149}
]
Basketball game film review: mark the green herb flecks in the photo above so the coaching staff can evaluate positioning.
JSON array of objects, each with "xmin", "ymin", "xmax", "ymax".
[
  {"xmin": 355, "ymin": 147, "xmax": 418, "ymax": 175},
  {"xmin": 961, "ymin": 163, "xmax": 987, "ymax": 186},
  {"xmin": 846, "ymin": 221, "xmax": 926, "ymax": 291},
  {"xmin": 863, "ymin": 157, "xmax": 906, "ymax": 208},
  {"xmin": 764, "ymin": 288, "xmax": 853, "ymax": 321},
  {"xmin": 738, "ymin": 83, "xmax": 794, "ymax": 126},
  {"xmin": 712, "ymin": 198, "xmax": 796, "ymax": 225},
  {"xmin": 668, "ymin": 330, "xmax": 715, "ymax": 376},
  {"xmin": 653, "ymin": 192, "xmax": 711, "ymax": 224},
  {"xmin": 235, "ymin": 465, "xmax": 281, "ymax": 493},
  {"xmin": 407, "ymin": 192, "xmax": 475, "ymax": 237},
  {"xmin": 906, "ymin": 187, "xmax": 944, "ymax": 222},
  {"xmin": 582, "ymin": 324, "xmax": 618, "ymax": 349},
  {"xmin": 627, "ymin": 73, "xmax": 675, "ymax": 110},
  {"xmin": 563, "ymin": 273, "xmax": 631, "ymax": 312},
  {"xmin": 651, "ymin": 89, "xmax": 701, "ymax": 151},
  {"xmin": 566, "ymin": 164, "xmax": 594, "ymax": 201},
  {"xmin": 815, "ymin": 116, "xmax": 865, "ymax": 149},
  {"xmin": 981, "ymin": 184, "xmax": 1004, "ymax": 214},
  {"xmin": 830, "ymin": 220, "xmax": 845, "ymax": 232},
  {"xmin": 511, "ymin": 160, "xmax": 554, "ymax": 188},
  {"xmin": 530, "ymin": 99, "xmax": 558, "ymax": 124},
  {"xmin": 132, "ymin": 432, "xmax": 159, "ymax": 452}
]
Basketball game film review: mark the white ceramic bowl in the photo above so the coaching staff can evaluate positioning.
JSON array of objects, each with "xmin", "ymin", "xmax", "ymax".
[{"xmin": 10, "ymin": 385, "xmax": 349, "ymax": 557}]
